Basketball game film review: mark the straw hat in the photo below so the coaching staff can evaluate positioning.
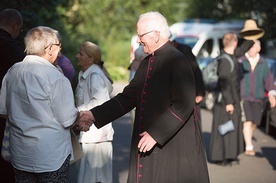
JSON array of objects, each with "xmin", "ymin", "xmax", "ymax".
[{"xmin": 239, "ymin": 19, "xmax": 265, "ymax": 40}]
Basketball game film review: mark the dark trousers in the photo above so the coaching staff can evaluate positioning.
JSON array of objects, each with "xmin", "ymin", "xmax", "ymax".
[{"xmin": 14, "ymin": 155, "xmax": 71, "ymax": 183}]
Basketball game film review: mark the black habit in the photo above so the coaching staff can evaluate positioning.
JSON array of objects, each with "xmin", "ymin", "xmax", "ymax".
[
  {"xmin": 209, "ymin": 40, "xmax": 254, "ymax": 162},
  {"xmin": 91, "ymin": 42, "xmax": 209, "ymax": 183}
]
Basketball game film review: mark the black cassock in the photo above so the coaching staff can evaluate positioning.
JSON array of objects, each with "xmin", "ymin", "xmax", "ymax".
[
  {"xmin": 209, "ymin": 40, "xmax": 254, "ymax": 162},
  {"xmin": 92, "ymin": 42, "xmax": 209, "ymax": 183}
]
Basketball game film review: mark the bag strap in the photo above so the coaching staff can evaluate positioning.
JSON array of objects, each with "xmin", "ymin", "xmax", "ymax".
[{"xmin": 218, "ymin": 54, "xmax": 234, "ymax": 72}]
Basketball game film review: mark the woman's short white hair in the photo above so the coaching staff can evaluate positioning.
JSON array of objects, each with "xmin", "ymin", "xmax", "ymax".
[
  {"xmin": 139, "ymin": 11, "xmax": 171, "ymax": 39},
  {"xmin": 24, "ymin": 26, "xmax": 59, "ymax": 56}
]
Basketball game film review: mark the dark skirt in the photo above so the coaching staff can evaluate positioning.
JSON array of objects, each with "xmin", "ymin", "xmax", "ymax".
[{"xmin": 209, "ymin": 102, "xmax": 244, "ymax": 161}]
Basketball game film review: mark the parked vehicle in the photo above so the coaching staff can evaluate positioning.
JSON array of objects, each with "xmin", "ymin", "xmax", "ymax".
[{"xmin": 169, "ymin": 19, "xmax": 245, "ymax": 59}]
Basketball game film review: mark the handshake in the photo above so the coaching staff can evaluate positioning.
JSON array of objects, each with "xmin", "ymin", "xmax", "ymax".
[{"xmin": 73, "ymin": 111, "xmax": 95, "ymax": 132}]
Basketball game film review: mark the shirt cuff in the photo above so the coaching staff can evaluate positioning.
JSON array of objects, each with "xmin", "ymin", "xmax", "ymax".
[{"xmin": 268, "ymin": 90, "xmax": 276, "ymax": 97}]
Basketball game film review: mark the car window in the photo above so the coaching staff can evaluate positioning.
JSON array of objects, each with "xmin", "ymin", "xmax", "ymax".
[{"xmin": 198, "ymin": 39, "xmax": 213, "ymax": 57}]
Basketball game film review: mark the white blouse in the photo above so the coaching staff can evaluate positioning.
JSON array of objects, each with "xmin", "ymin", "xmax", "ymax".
[{"xmin": 76, "ymin": 64, "xmax": 114, "ymax": 143}]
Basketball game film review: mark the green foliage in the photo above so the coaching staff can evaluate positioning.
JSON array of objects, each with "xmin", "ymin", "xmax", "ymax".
[
  {"xmin": 102, "ymin": 39, "xmax": 131, "ymax": 81},
  {"xmin": 1, "ymin": 0, "xmax": 275, "ymax": 83},
  {"xmin": 184, "ymin": 0, "xmax": 218, "ymax": 19}
]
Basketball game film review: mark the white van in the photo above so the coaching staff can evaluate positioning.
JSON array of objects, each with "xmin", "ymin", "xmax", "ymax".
[{"xmin": 169, "ymin": 20, "xmax": 245, "ymax": 69}]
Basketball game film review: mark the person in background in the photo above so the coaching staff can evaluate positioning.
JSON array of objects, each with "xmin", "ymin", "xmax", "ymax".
[
  {"xmin": 128, "ymin": 44, "xmax": 147, "ymax": 82},
  {"xmin": 239, "ymin": 40, "xmax": 276, "ymax": 156},
  {"xmin": 0, "ymin": 8, "xmax": 25, "ymax": 182},
  {"xmin": 88, "ymin": 11, "xmax": 209, "ymax": 182},
  {"xmin": 53, "ymin": 34, "xmax": 75, "ymax": 84},
  {"xmin": 0, "ymin": 26, "xmax": 93, "ymax": 182},
  {"xmin": 75, "ymin": 41, "xmax": 114, "ymax": 183},
  {"xmin": 53, "ymin": 52, "xmax": 64, "ymax": 73},
  {"xmin": 128, "ymin": 45, "xmax": 148, "ymax": 122},
  {"xmin": 209, "ymin": 32, "xmax": 254, "ymax": 166},
  {"xmin": 56, "ymin": 52, "xmax": 75, "ymax": 83},
  {"xmin": 171, "ymin": 38, "xmax": 205, "ymax": 130}
]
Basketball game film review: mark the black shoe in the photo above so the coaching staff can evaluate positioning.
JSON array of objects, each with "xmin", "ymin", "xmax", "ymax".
[
  {"xmin": 227, "ymin": 158, "xmax": 240, "ymax": 165},
  {"xmin": 222, "ymin": 160, "xmax": 232, "ymax": 166},
  {"xmin": 215, "ymin": 160, "xmax": 232, "ymax": 166},
  {"xmin": 214, "ymin": 160, "xmax": 223, "ymax": 165}
]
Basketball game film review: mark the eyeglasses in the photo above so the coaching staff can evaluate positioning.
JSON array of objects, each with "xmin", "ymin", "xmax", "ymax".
[
  {"xmin": 137, "ymin": 30, "xmax": 157, "ymax": 39},
  {"xmin": 45, "ymin": 42, "xmax": 62, "ymax": 49},
  {"xmin": 53, "ymin": 42, "xmax": 62, "ymax": 48}
]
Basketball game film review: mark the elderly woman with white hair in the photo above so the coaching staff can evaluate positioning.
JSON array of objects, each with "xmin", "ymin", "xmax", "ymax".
[{"xmin": 75, "ymin": 41, "xmax": 114, "ymax": 183}]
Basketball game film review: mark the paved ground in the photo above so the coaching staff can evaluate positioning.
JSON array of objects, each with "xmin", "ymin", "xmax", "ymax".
[
  {"xmin": 201, "ymin": 109, "xmax": 276, "ymax": 183},
  {"xmin": 70, "ymin": 81, "xmax": 276, "ymax": 183}
]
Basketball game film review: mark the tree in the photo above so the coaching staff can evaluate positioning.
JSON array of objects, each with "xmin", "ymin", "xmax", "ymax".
[
  {"xmin": 184, "ymin": 0, "xmax": 276, "ymax": 40},
  {"xmin": 1, "ymin": 0, "xmax": 275, "ymax": 82}
]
